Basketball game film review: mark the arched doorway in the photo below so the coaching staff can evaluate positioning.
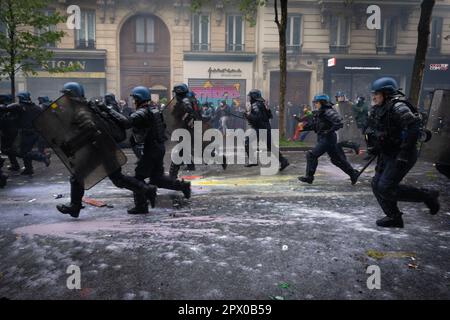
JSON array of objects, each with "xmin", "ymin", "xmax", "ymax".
[{"xmin": 120, "ymin": 14, "xmax": 170, "ymax": 102}]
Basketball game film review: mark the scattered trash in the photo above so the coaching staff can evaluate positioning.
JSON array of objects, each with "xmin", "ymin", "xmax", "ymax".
[
  {"xmin": 367, "ymin": 250, "xmax": 416, "ymax": 260},
  {"xmin": 408, "ymin": 263, "xmax": 419, "ymax": 269},
  {"xmin": 106, "ymin": 204, "xmax": 114, "ymax": 208},
  {"xmin": 180, "ymin": 175, "xmax": 203, "ymax": 180},
  {"xmin": 282, "ymin": 245, "xmax": 288, "ymax": 251},
  {"xmin": 278, "ymin": 282, "xmax": 290, "ymax": 289},
  {"xmin": 53, "ymin": 194, "xmax": 63, "ymax": 199},
  {"xmin": 271, "ymin": 295, "xmax": 285, "ymax": 300},
  {"xmin": 82, "ymin": 197, "xmax": 107, "ymax": 207},
  {"xmin": 24, "ymin": 213, "xmax": 31, "ymax": 216},
  {"xmin": 28, "ymin": 199, "xmax": 36, "ymax": 203}
]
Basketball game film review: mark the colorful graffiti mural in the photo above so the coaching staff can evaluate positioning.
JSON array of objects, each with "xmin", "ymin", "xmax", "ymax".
[{"xmin": 188, "ymin": 79, "xmax": 246, "ymax": 108}]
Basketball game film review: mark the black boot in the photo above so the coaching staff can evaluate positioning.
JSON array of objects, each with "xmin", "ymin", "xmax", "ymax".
[
  {"xmin": 7, "ymin": 164, "xmax": 20, "ymax": 172},
  {"xmin": 279, "ymin": 156, "xmax": 290, "ymax": 172},
  {"xmin": 0, "ymin": 174, "xmax": 7, "ymax": 188},
  {"xmin": 20, "ymin": 168, "xmax": 34, "ymax": 175},
  {"xmin": 128, "ymin": 193, "xmax": 149, "ymax": 214},
  {"xmin": 146, "ymin": 185, "xmax": 157, "ymax": 208},
  {"xmin": 181, "ymin": 180, "xmax": 191, "ymax": 199},
  {"xmin": 424, "ymin": 190, "xmax": 440, "ymax": 215},
  {"xmin": 350, "ymin": 169, "xmax": 360, "ymax": 185},
  {"xmin": 376, "ymin": 215, "xmax": 404, "ymax": 228},
  {"xmin": 298, "ymin": 176, "xmax": 314, "ymax": 184},
  {"xmin": 57, "ymin": 203, "xmax": 82, "ymax": 218},
  {"xmin": 169, "ymin": 162, "xmax": 180, "ymax": 179}
]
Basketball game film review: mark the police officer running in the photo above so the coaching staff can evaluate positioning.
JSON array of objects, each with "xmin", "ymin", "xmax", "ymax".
[
  {"xmin": 298, "ymin": 94, "xmax": 359, "ymax": 185},
  {"xmin": 367, "ymin": 77, "xmax": 440, "ymax": 228},
  {"xmin": 244, "ymin": 89, "xmax": 290, "ymax": 171},
  {"xmin": 101, "ymin": 86, "xmax": 191, "ymax": 214},
  {"xmin": 56, "ymin": 82, "xmax": 157, "ymax": 217},
  {"xmin": 0, "ymin": 91, "xmax": 50, "ymax": 175}
]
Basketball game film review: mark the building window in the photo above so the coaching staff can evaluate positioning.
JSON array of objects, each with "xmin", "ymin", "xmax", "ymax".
[
  {"xmin": 135, "ymin": 16, "xmax": 155, "ymax": 53},
  {"xmin": 330, "ymin": 15, "xmax": 350, "ymax": 54},
  {"xmin": 429, "ymin": 17, "xmax": 443, "ymax": 54},
  {"xmin": 226, "ymin": 15, "xmax": 244, "ymax": 52},
  {"xmin": 376, "ymin": 17, "xmax": 397, "ymax": 54},
  {"xmin": 35, "ymin": 9, "xmax": 57, "ymax": 48},
  {"xmin": 0, "ymin": 20, "xmax": 7, "ymax": 35},
  {"xmin": 286, "ymin": 14, "xmax": 302, "ymax": 53},
  {"xmin": 192, "ymin": 14, "xmax": 210, "ymax": 51},
  {"xmin": 75, "ymin": 10, "xmax": 96, "ymax": 49}
]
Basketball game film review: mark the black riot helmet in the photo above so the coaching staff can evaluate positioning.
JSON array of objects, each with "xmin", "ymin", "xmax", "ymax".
[
  {"xmin": 248, "ymin": 89, "xmax": 263, "ymax": 103},
  {"xmin": 104, "ymin": 93, "xmax": 117, "ymax": 105}
]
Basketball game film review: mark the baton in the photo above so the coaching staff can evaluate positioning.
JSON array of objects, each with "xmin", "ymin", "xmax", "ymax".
[
  {"xmin": 228, "ymin": 111, "xmax": 246, "ymax": 120},
  {"xmin": 354, "ymin": 154, "xmax": 377, "ymax": 181}
]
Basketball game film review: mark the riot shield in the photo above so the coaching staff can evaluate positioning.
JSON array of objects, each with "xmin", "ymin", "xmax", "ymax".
[
  {"xmin": 33, "ymin": 94, "xmax": 127, "ymax": 189},
  {"xmin": 420, "ymin": 89, "xmax": 450, "ymax": 178},
  {"xmin": 335, "ymin": 101, "xmax": 365, "ymax": 145}
]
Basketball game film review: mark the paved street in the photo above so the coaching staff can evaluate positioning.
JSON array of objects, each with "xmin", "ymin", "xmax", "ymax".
[{"xmin": 0, "ymin": 149, "xmax": 449, "ymax": 299}]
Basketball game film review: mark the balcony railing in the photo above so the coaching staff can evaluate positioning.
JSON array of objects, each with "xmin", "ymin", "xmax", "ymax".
[
  {"xmin": 75, "ymin": 39, "xmax": 96, "ymax": 49},
  {"xmin": 376, "ymin": 46, "xmax": 396, "ymax": 54},
  {"xmin": 226, "ymin": 43, "xmax": 245, "ymax": 52},
  {"xmin": 191, "ymin": 43, "xmax": 210, "ymax": 51},
  {"xmin": 329, "ymin": 45, "xmax": 349, "ymax": 54}
]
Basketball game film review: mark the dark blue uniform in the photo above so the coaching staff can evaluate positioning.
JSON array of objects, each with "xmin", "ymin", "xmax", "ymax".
[
  {"xmin": 245, "ymin": 98, "xmax": 289, "ymax": 170},
  {"xmin": 107, "ymin": 102, "xmax": 191, "ymax": 213},
  {"xmin": 0, "ymin": 101, "xmax": 49, "ymax": 174},
  {"xmin": 301, "ymin": 104, "xmax": 358, "ymax": 183},
  {"xmin": 367, "ymin": 97, "xmax": 440, "ymax": 227}
]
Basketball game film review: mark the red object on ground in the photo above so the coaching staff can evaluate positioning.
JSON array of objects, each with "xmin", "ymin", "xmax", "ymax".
[{"xmin": 82, "ymin": 197, "xmax": 107, "ymax": 207}]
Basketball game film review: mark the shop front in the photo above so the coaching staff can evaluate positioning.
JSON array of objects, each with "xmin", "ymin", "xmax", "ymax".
[
  {"xmin": 27, "ymin": 49, "xmax": 107, "ymax": 100},
  {"xmin": 183, "ymin": 53, "xmax": 256, "ymax": 108},
  {"xmin": 323, "ymin": 56, "xmax": 450, "ymax": 106}
]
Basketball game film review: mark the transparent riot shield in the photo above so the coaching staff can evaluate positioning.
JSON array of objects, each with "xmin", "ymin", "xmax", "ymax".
[
  {"xmin": 33, "ymin": 94, "xmax": 127, "ymax": 189},
  {"xmin": 421, "ymin": 89, "xmax": 450, "ymax": 178},
  {"xmin": 335, "ymin": 101, "xmax": 365, "ymax": 145}
]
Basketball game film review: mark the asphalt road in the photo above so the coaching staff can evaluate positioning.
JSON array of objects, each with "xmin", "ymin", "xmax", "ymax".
[{"xmin": 0, "ymin": 149, "xmax": 449, "ymax": 299}]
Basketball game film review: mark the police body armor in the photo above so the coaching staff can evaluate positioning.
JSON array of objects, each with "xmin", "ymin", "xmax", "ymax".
[
  {"xmin": 33, "ymin": 94, "xmax": 127, "ymax": 189},
  {"xmin": 307, "ymin": 106, "xmax": 343, "ymax": 135},
  {"xmin": 366, "ymin": 97, "xmax": 422, "ymax": 156}
]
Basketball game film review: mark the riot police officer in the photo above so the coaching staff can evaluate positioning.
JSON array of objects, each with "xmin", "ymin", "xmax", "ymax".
[
  {"xmin": 244, "ymin": 89, "xmax": 290, "ymax": 171},
  {"xmin": 0, "ymin": 91, "xmax": 50, "ymax": 175},
  {"xmin": 169, "ymin": 83, "xmax": 201, "ymax": 177},
  {"xmin": 0, "ymin": 94, "xmax": 20, "ymax": 171},
  {"xmin": 56, "ymin": 82, "xmax": 157, "ymax": 217},
  {"xmin": 367, "ymin": 77, "xmax": 440, "ymax": 228},
  {"xmin": 298, "ymin": 94, "xmax": 359, "ymax": 185},
  {"xmin": 102, "ymin": 86, "xmax": 191, "ymax": 214},
  {"xmin": 335, "ymin": 91, "xmax": 361, "ymax": 155},
  {"xmin": 104, "ymin": 93, "xmax": 121, "ymax": 113}
]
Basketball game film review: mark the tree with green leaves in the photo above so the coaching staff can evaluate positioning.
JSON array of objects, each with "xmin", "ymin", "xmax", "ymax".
[{"xmin": 0, "ymin": 0, "xmax": 71, "ymax": 98}]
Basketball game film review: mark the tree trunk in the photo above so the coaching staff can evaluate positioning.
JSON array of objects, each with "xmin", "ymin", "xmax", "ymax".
[
  {"xmin": 10, "ymin": 72, "xmax": 15, "ymax": 99},
  {"xmin": 274, "ymin": 0, "xmax": 288, "ymax": 139},
  {"xmin": 409, "ymin": 0, "xmax": 435, "ymax": 106}
]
